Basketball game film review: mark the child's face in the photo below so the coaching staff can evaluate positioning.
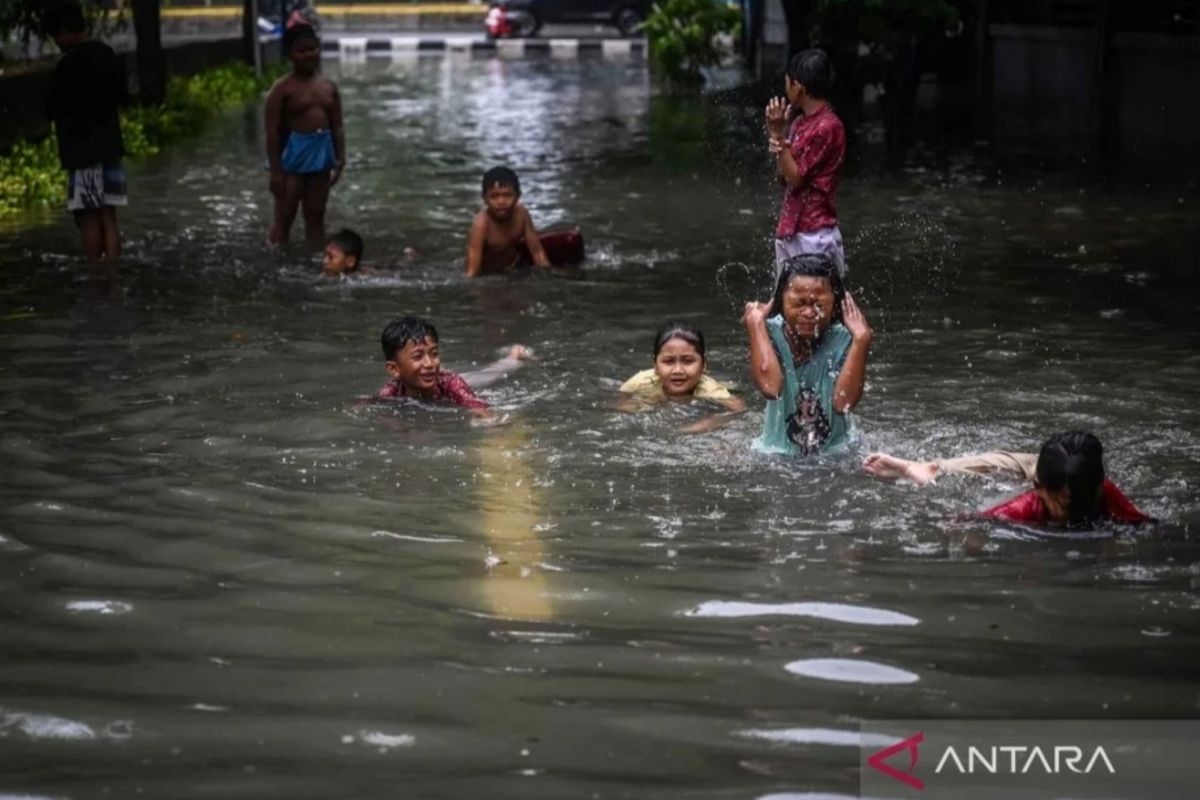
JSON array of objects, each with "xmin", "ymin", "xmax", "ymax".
[
  {"xmin": 1035, "ymin": 483, "xmax": 1072, "ymax": 525},
  {"xmin": 322, "ymin": 244, "xmax": 357, "ymax": 275},
  {"xmin": 781, "ymin": 276, "xmax": 835, "ymax": 340},
  {"xmin": 289, "ymin": 38, "xmax": 321, "ymax": 75},
  {"xmin": 386, "ymin": 337, "xmax": 441, "ymax": 393},
  {"xmin": 654, "ymin": 338, "xmax": 705, "ymax": 398},
  {"xmin": 784, "ymin": 75, "xmax": 805, "ymax": 106},
  {"xmin": 483, "ymin": 184, "xmax": 518, "ymax": 221}
]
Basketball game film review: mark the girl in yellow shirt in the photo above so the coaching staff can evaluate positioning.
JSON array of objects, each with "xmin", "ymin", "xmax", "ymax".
[{"xmin": 619, "ymin": 323, "xmax": 746, "ymax": 433}]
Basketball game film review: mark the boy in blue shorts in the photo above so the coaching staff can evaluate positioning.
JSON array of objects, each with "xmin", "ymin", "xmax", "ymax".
[{"xmin": 265, "ymin": 24, "xmax": 345, "ymax": 246}]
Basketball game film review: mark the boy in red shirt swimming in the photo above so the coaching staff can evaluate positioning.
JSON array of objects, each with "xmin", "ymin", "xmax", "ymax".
[
  {"xmin": 863, "ymin": 432, "xmax": 1152, "ymax": 527},
  {"xmin": 765, "ymin": 49, "xmax": 847, "ymax": 277},
  {"xmin": 376, "ymin": 316, "xmax": 529, "ymax": 415}
]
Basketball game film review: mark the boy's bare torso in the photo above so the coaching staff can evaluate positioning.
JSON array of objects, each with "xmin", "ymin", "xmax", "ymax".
[
  {"xmin": 478, "ymin": 205, "xmax": 530, "ymax": 272},
  {"xmin": 275, "ymin": 74, "xmax": 337, "ymax": 133}
]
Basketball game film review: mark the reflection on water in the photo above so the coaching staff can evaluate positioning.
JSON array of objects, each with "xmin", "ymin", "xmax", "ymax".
[{"xmin": 0, "ymin": 55, "xmax": 1198, "ymax": 799}]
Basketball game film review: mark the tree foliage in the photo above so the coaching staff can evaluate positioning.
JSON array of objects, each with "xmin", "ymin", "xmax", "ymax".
[
  {"xmin": 643, "ymin": 0, "xmax": 742, "ymax": 84},
  {"xmin": 0, "ymin": 0, "xmax": 123, "ymax": 49}
]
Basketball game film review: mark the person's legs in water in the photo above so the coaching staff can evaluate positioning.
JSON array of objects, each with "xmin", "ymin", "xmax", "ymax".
[
  {"xmin": 100, "ymin": 207, "xmax": 120, "ymax": 259},
  {"xmin": 76, "ymin": 210, "xmax": 105, "ymax": 261},
  {"xmin": 300, "ymin": 172, "xmax": 331, "ymax": 247},
  {"xmin": 269, "ymin": 174, "xmax": 305, "ymax": 245}
]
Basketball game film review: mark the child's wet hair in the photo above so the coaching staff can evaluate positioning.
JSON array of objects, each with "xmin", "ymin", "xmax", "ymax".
[
  {"xmin": 40, "ymin": 1, "xmax": 87, "ymax": 36},
  {"xmin": 786, "ymin": 49, "xmax": 835, "ymax": 99},
  {"xmin": 1036, "ymin": 431, "xmax": 1106, "ymax": 526},
  {"xmin": 327, "ymin": 228, "xmax": 363, "ymax": 262},
  {"xmin": 284, "ymin": 23, "xmax": 319, "ymax": 53},
  {"xmin": 653, "ymin": 322, "xmax": 706, "ymax": 359},
  {"xmin": 381, "ymin": 316, "xmax": 438, "ymax": 360},
  {"xmin": 768, "ymin": 253, "xmax": 845, "ymax": 321},
  {"xmin": 482, "ymin": 166, "xmax": 520, "ymax": 195}
]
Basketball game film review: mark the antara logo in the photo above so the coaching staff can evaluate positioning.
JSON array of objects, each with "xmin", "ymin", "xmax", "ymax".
[
  {"xmin": 868, "ymin": 733, "xmax": 1117, "ymax": 790},
  {"xmin": 934, "ymin": 745, "xmax": 1116, "ymax": 775}
]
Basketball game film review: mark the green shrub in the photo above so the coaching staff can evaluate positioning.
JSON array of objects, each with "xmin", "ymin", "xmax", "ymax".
[
  {"xmin": 642, "ymin": 0, "xmax": 741, "ymax": 85},
  {"xmin": 0, "ymin": 62, "xmax": 269, "ymax": 216}
]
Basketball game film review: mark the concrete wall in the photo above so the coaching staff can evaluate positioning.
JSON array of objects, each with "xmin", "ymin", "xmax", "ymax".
[
  {"xmin": 989, "ymin": 24, "xmax": 1099, "ymax": 159},
  {"xmin": 1113, "ymin": 33, "xmax": 1200, "ymax": 161}
]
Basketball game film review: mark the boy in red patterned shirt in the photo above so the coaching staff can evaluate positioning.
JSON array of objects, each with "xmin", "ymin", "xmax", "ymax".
[
  {"xmin": 376, "ymin": 316, "xmax": 528, "ymax": 415},
  {"xmin": 765, "ymin": 49, "xmax": 847, "ymax": 277}
]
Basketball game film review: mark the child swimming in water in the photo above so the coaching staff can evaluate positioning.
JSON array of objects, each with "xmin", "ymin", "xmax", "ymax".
[
  {"xmin": 376, "ymin": 316, "xmax": 529, "ymax": 415},
  {"xmin": 265, "ymin": 24, "xmax": 344, "ymax": 247},
  {"xmin": 742, "ymin": 253, "xmax": 871, "ymax": 455},
  {"xmin": 322, "ymin": 228, "xmax": 362, "ymax": 276},
  {"xmin": 465, "ymin": 167, "xmax": 550, "ymax": 277},
  {"xmin": 862, "ymin": 431, "xmax": 1152, "ymax": 527},
  {"xmin": 619, "ymin": 322, "xmax": 746, "ymax": 433}
]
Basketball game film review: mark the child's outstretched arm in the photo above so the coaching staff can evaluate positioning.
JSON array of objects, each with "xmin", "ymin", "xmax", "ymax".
[
  {"xmin": 832, "ymin": 294, "xmax": 872, "ymax": 413},
  {"xmin": 679, "ymin": 395, "xmax": 747, "ymax": 435},
  {"xmin": 743, "ymin": 302, "xmax": 783, "ymax": 399},
  {"xmin": 465, "ymin": 214, "xmax": 487, "ymax": 277},
  {"xmin": 461, "ymin": 346, "xmax": 531, "ymax": 389},
  {"xmin": 521, "ymin": 208, "xmax": 550, "ymax": 267}
]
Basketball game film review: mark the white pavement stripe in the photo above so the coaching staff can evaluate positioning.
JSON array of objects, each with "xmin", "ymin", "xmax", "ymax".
[
  {"xmin": 601, "ymin": 39, "xmax": 634, "ymax": 56},
  {"xmin": 496, "ymin": 39, "xmax": 526, "ymax": 57},
  {"xmin": 322, "ymin": 37, "xmax": 645, "ymax": 58}
]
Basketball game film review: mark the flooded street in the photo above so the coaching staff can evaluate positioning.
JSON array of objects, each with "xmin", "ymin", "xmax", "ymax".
[{"xmin": 1, "ymin": 54, "xmax": 1198, "ymax": 799}]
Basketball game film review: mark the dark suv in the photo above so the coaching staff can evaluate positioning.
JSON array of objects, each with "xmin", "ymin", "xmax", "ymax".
[{"xmin": 485, "ymin": 0, "xmax": 650, "ymax": 38}]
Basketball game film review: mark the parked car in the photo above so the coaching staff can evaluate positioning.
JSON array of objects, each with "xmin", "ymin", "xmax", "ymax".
[{"xmin": 485, "ymin": 0, "xmax": 651, "ymax": 39}]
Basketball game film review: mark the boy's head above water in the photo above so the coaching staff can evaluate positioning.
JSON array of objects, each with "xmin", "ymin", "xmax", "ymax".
[
  {"xmin": 481, "ymin": 166, "xmax": 521, "ymax": 222},
  {"xmin": 284, "ymin": 24, "xmax": 320, "ymax": 74},
  {"xmin": 1034, "ymin": 431, "xmax": 1106, "ymax": 526},
  {"xmin": 770, "ymin": 253, "xmax": 845, "ymax": 340},
  {"xmin": 381, "ymin": 316, "xmax": 441, "ymax": 393},
  {"xmin": 784, "ymin": 48, "xmax": 834, "ymax": 105},
  {"xmin": 323, "ymin": 228, "xmax": 363, "ymax": 275},
  {"xmin": 652, "ymin": 323, "xmax": 707, "ymax": 398}
]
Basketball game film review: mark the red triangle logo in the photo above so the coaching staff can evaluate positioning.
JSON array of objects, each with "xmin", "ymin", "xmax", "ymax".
[{"xmin": 867, "ymin": 731, "xmax": 925, "ymax": 790}]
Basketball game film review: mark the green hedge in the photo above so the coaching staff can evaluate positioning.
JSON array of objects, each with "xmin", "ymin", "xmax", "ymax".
[{"xmin": 0, "ymin": 63, "xmax": 270, "ymax": 217}]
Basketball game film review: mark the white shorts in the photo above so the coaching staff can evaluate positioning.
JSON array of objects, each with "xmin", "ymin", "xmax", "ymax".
[
  {"xmin": 67, "ymin": 161, "xmax": 128, "ymax": 213},
  {"xmin": 775, "ymin": 226, "xmax": 846, "ymax": 278}
]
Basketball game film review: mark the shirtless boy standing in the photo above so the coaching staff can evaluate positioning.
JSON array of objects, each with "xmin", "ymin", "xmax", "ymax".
[
  {"xmin": 264, "ymin": 24, "xmax": 344, "ymax": 246},
  {"xmin": 464, "ymin": 167, "xmax": 550, "ymax": 278}
]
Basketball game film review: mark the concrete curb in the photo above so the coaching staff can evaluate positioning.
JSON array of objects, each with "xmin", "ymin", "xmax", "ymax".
[{"xmin": 323, "ymin": 37, "xmax": 646, "ymax": 57}]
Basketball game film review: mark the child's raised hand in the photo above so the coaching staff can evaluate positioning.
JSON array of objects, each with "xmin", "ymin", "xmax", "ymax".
[
  {"xmin": 841, "ymin": 293, "xmax": 873, "ymax": 343},
  {"xmin": 742, "ymin": 301, "xmax": 770, "ymax": 329},
  {"xmin": 765, "ymin": 97, "xmax": 789, "ymax": 138}
]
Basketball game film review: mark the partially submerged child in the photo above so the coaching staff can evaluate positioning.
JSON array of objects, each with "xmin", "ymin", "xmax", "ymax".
[
  {"xmin": 465, "ymin": 167, "xmax": 550, "ymax": 277},
  {"xmin": 376, "ymin": 316, "xmax": 528, "ymax": 414},
  {"xmin": 43, "ymin": 1, "xmax": 128, "ymax": 261},
  {"xmin": 265, "ymin": 24, "xmax": 344, "ymax": 247},
  {"xmin": 765, "ymin": 49, "xmax": 847, "ymax": 277},
  {"xmin": 619, "ymin": 323, "xmax": 746, "ymax": 434},
  {"xmin": 862, "ymin": 432, "xmax": 1152, "ymax": 527},
  {"xmin": 743, "ymin": 253, "xmax": 871, "ymax": 456},
  {"xmin": 322, "ymin": 228, "xmax": 362, "ymax": 276}
]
